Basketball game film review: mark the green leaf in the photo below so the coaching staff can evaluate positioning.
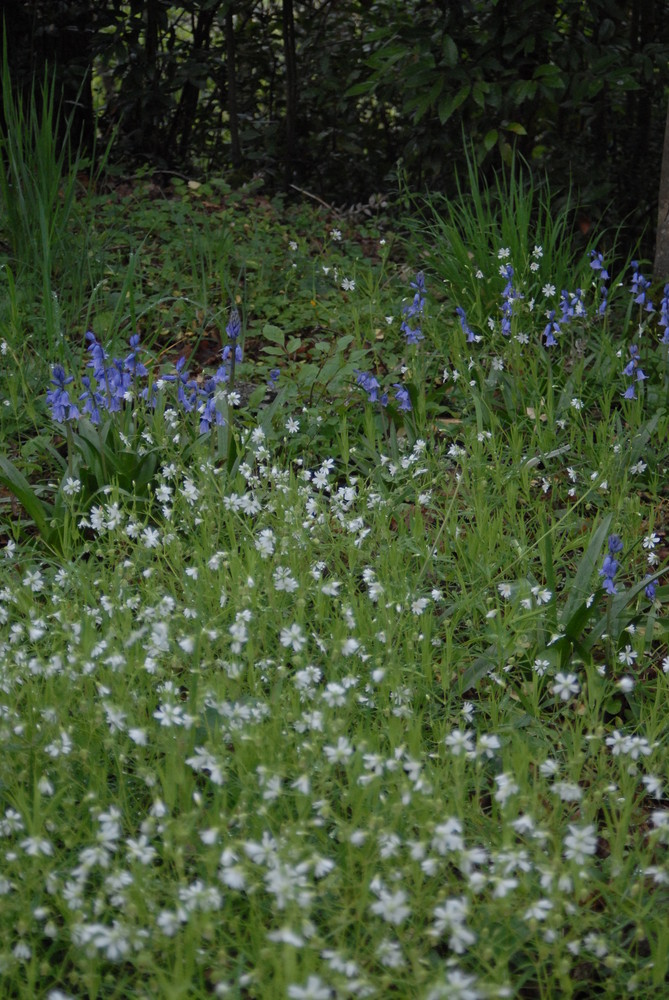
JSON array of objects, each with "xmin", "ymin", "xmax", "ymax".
[
  {"xmin": 560, "ymin": 513, "xmax": 612, "ymax": 625},
  {"xmin": 438, "ymin": 84, "xmax": 470, "ymax": 125},
  {"xmin": 262, "ymin": 324, "xmax": 285, "ymax": 347},
  {"xmin": 248, "ymin": 384, "xmax": 268, "ymax": 409},
  {"xmin": 460, "ymin": 642, "xmax": 500, "ymax": 693},
  {"xmin": 483, "ymin": 129, "xmax": 498, "ymax": 152},
  {"xmin": 442, "ymin": 35, "xmax": 458, "ymax": 68},
  {"xmin": 0, "ymin": 455, "xmax": 54, "ymax": 540}
]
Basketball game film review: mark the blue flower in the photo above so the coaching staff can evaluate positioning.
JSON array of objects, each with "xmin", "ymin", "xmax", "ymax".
[
  {"xmin": 401, "ymin": 272, "xmax": 426, "ymax": 344},
  {"xmin": 659, "ymin": 285, "xmax": 669, "ymax": 343},
  {"xmin": 645, "ymin": 579, "xmax": 656, "ymax": 602},
  {"xmin": 590, "ymin": 250, "xmax": 609, "ymax": 281},
  {"xmin": 46, "ymin": 365, "xmax": 80, "ymax": 423},
  {"xmin": 226, "ymin": 307, "xmax": 241, "ymax": 341},
  {"xmin": 599, "ymin": 554, "xmax": 619, "ymax": 594},
  {"xmin": 222, "ymin": 343, "xmax": 243, "ymax": 364},
  {"xmin": 124, "ymin": 334, "xmax": 149, "ymax": 378},
  {"xmin": 630, "ymin": 261, "xmax": 654, "ymax": 313},
  {"xmin": 355, "ymin": 370, "xmax": 387, "ymax": 406},
  {"xmin": 499, "ymin": 264, "xmax": 522, "ymax": 336},
  {"xmin": 608, "ymin": 534, "xmax": 623, "ymax": 554},
  {"xmin": 543, "ymin": 311, "xmax": 561, "ymax": 347},
  {"xmin": 393, "ymin": 384, "xmax": 412, "ymax": 412},
  {"xmin": 85, "ymin": 331, "xmax": 109, "ymax": 382},
  {"xmin": 599, "ymin": 535, "xmax": 623, "ymax": 595},
  {"xmin": 455, "ymin": 307, "xmax": 477, "ymax": 343},
  {"xmin": 198, "ymin": 375, "xmax": 227, "ymax": 433},
  {"xmin": 622, "ymin": 344, "xmax": 645, "ymax": 399},
  {"xmin": 162, "ymin": 357, "xmax": 198, "ymax": 413},
  {"xmin": 78, "ymin": 375, "xmax": 106, "ymax": 424}
]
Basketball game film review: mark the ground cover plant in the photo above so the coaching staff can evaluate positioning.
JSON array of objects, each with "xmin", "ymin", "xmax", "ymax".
[{"xmin": 0, "ymin": 136, "xmax": 668, "ymax": 999}]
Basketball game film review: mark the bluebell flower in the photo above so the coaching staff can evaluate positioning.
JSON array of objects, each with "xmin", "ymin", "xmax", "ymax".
[
  {"xmin": 599, "ymin": 535, "xmax": 623, "ymax": 596},
  {"xmin": 268, "ymin": 368, "xmax": 280, "ymax": 386},
  {"xmin": 226, "ymin": 307, "xmax": 242, "ymax": 341},
  {"xmin": 355, "ymin": 370, "xmax": 387, "ymax": 406},
  {"xmin": 78, "ymin": 375, "xmax": 106, "ymax": 424},
  {"xmin": 222, "ymin": 343, "xmax": 243, "ymax": 364},
  {"xmin": 124, "ymin": 334, "xmax": 149, "ymax": 378},
  {"xmin": 393, "ymin": 384, "xmax": 412, "ymax": 412},
  {"xmin": 455, "ymin": 306, "xmax": 477, "ymax": 343},
  {"xmin": 198, "ymin": 375, "xmax": 227, "ymax": 433},
  {"xmin": 499, "ymin": 264, "xmax": 522, "ymax": 336},
  {"xmin": 85, "ymin": 331, "xmax": 109, "ymax": 382},
  {"xmin": 590, "ymin": 250, "xmax": 609, "ymax": 282},
  {"xmin": 645, "ymin": 579, "xmax": 656, "ymax": 602},
  {"xmin": 46, "ymin": 365, "xmax": 80, "ymax": 422},
  {"xmin": 659, "ymin": 285, "xmax": 669, "ymax": 343},
  {"xmin": 543, "ymin": 310, "xmax": 561, "ymax": 347},
  {"xmin": 608, "ymin": 534, "xmax": 623, "ymax": 554},
  {"xmin": 401, "ymin": 272, "xmax": 426, "ymax": 345},
  {"xmin": 162, "ymin": 357, "xmax": 198, "ymax": 413},
  {"xmin": 630, "ymin": 261, "xmax": 654, "ymax": 313},
  {"xmin": 622, "ymin": 344, "xmax": 645, "ymax": 399},
  {"xmin": 559, "ymin": 288, "xmax": 585, "ymax": 323}
]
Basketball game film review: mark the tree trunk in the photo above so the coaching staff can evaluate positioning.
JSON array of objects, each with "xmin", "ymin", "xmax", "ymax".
[
  {"xmin": 225, "ymin": 5, "xmax": 242, "ymax": 169},
  {"xmin": 282, "ymin": 0, "xmax": 297, "ymax": 189},
  {"xmin": 653, "ymin": 98, "xmax": 669, "ymax": 282}
]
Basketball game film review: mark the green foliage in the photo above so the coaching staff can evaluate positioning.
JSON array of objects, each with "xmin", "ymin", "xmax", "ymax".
[
  {"xmin": 0, "ymin": 151, "xmax": 667, "ymax": 1000},
  {"xmin": 4, "ymin": 1, "xmax": 668, "ymax": 253}
]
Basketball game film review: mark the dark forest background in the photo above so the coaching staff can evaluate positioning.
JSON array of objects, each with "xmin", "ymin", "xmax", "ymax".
[{"xmin": 3, "ymin": 1, "xmax": 669, "ymax": 256}]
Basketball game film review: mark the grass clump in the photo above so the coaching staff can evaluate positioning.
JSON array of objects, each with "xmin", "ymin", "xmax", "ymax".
[{"xmin": 0, "ymin": 145, "xmax": 667, "ymax": 1000}]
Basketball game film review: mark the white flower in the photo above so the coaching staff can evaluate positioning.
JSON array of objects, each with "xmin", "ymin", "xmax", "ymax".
[
  {"xmin": 324, "ymin": 737, "xmax": 353, "ymax": 764},
  {"xmin": 524, "ymin": 899, "xmax": 553, "ymax": 921},
  {"xmin": 618, "ymin": 645, "xmax": 638, "ymax": 666},
  {"xmin": 255, "ymin": 528, "xmax": 275, "ymax": 558},
  {"xmin": 341, "ymin": 277, "xmax": 355, "ymax": 291},
  {"xmin": 370, "ymin": 888, "xmax": 411, "ymax": 926},
  {"xmin": 563, "ymin": 823, "xmax": 597, "ymax": 863},
  {"xmin": 551, "ymin": 782, "xmax": 583, "ymax": 802},
  {"xmin": 444, "ymin": 729, "xmax": 474, "ymax": 756},
  {"xmin": 62, "ymin": 476, "xmax": 82, "ymax": 497},
  {"xmin": 288, "ymin": 975, "xmax": 332, "ymax": 1000},
  {"xmin": 141, "ymin": 526, "xmax": 161, "ymax": 549},
  {"xmin": 552, "ymin": 672, "xmax": 580, "ymax": 700},
  {"xmin": 280, "ymin": 623, "xmax": 306, "ymax": 652}
]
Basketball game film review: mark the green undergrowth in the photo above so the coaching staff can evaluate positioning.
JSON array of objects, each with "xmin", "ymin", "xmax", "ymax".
[{"xmin": 0, "ymin": 144, "xmax": 667, "ymax": 1000}]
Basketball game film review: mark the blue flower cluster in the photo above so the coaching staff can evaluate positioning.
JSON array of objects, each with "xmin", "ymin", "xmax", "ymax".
[
  {"xmin": 354, "ymin": 371, "xmax": 411, "ymax": 412},
  {"xmin": 401, "ymin": 272, "xmax": 426, "ymax": 345},
  {"xmin": 590, "ymin": 251, "xmax": 609, "ymax": 315},
  {"xmin": 659, "ymin": 285, "xmax": 669, "ymax": 344},
  {"xmin": 46, "ymin": 307, "xmax": 244, "ymax": 435},
  {"xmin": 630, "ymin": 261, "xmax": 654, "ymax": 313},
  {"xmin": 599, "ymin": 534, "xmax": 623, "ymax": 595},
  {"xmin": 621, "ymin": 344, "xmax": 647, "ymax": 400},
  {"xmin": 499, "ymin": 264, "xmax": 522, "ymax": 337},
  {"xmin": 455, "ymin": 306, "xmax": 477, "ymax": 343}
]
